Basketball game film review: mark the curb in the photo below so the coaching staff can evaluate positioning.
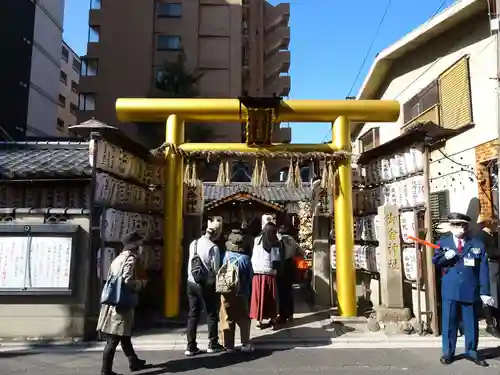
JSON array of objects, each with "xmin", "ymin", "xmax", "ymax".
[{"xmin": 2, "ymin": 336, "xmax": 500, "ymax": 353}]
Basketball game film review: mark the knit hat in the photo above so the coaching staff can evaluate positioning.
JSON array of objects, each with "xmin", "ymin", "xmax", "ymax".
[
  {"xmin": 226, "ymin": 229, "xmax": 245, "ymax": 252},
  {"xmin": 206, "ymin": 217, "xmax": 223, "ymax": 237},
  {"xmin": 122, "ymin": 231, "xmax": 143, "ymax": 250}
]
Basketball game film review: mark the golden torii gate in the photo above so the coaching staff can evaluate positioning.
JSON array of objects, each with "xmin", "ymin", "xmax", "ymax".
[{"xmin": 116, "ymin": 97, "xmax": 400, "ymax": 318}]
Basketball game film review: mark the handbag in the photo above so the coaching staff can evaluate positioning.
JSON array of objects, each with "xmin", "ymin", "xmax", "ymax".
[{"xmin": 100, "ymin": 255, "xmax": 139, "ymax": 309}]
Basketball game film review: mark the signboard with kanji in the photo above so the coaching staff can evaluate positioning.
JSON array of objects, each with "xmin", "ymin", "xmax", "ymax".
[
  {"xmin": 183, "ymin": 182, "xmax": 204, "ymax": 215},
  {"xmin": 311, "ymin": 180, "xmax": 333, "ymax": 217}
]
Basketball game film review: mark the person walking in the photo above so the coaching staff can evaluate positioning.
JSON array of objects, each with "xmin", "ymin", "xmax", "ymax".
[
  {"xmin": 477, "ymin": 215, "xmax": 500, "ymax": 337},
  {"xmin": 250, "ymin": 215, "xmax": 281, "ymax": 329},
  {"xmin": 219, "ymin": 230, "xmax": 255, "ymax": 353},
  {"xmin": 97, "ymin": 232, "xmax": 150, "ymax": 375},
  {"xmin": 185, "ymin": 217, "xmax": 225, "ymax": 356},
  {"xmin": 432, "ymin": 213, "xmax": 493, "ymax": 367},
  {"xmin": 276, "ymin": 225, "xmax": 304, "ymax": 324}
]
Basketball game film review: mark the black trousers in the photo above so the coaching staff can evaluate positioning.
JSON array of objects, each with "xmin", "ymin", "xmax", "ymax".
[
  {"xmin": 101, "ymin": 334, "xmax": 138, "ymax": 374},
  {"xmin": 486, "ymin": 260, "xmax": 500, "ymax": 328},
  {"xmin": 277, "ymin": 258, "xmax": 295, "ymax": 319},
  {"xmin": 186, "ymin": 281, "xmax": 220, "ymax": 350}
]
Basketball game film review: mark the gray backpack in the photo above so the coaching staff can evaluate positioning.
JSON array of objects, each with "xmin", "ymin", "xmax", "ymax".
[{"xmin": 215, "ymin": 258, "xmax": 240, "ymax": 294}]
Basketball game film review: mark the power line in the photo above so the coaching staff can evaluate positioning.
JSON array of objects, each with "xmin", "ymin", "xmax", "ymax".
[
  {"xmin": 393, "ymin": 8, "xmax": 491, "ymax": 100},
  {"xmin": 319, "ymin": 0, "xmax": 394, "ymax": 144},
  {"xmin": 391, "ymin": 0, "xmax": 455, "ymax": 99},
  {"xmin": 346, "ymin": 0, "xmax": 393, "ymax": 98}
]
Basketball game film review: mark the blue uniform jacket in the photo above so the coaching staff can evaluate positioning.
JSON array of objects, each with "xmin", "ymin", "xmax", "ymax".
[
  {"xmin": 223, "ymin": 251, "xmax": 254, "ymax": 297},
  {"xmin": 432, "ymin": 234, "xmax": 490, "ymax": 303}
]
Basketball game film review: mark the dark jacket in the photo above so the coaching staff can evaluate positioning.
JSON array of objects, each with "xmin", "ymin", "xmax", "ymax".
[
  {"xmin": 432, "ymin": 234, "xmax": 490, "ymax": 303},
  {"xmin": 479, "ymin": 229, "xmax": 500, "ymax": 262}
]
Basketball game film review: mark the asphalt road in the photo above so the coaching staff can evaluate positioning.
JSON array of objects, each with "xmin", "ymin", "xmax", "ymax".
[{"xmin": 2, "ymin": 348, "xmax": 500, "ymax": 375}]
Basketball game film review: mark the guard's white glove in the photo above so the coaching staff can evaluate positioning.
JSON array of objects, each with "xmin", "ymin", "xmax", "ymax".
[
  {"xmin": 481, "ymin": 295, "xmax": 495, "ymax": 306},
  {"xmin": 444, "ymin": 250, "xmax": 456, "ymax": 260}
]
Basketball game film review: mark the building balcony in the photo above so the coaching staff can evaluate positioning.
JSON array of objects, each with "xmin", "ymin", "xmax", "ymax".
[
  {"xmin": 264, "ymin": 26, "xmax": 290, "ymax": 55},
  {"xmin": 401, "ymin": 104, "xmax": 440, "ymax": 133},
  {"xmin": 88, "ymin": 8, "xmax": 101, "ymax": 26},
  {"xmin": 78, "ymin": 75, "xmax": 98, "ymax": 93},
  {"xmin": 265, "ymin": 75, "xmax": 291, "ymax": 97},
  {"xmin": 86, "ymin": 42, "xmax": 100, "ymax": 58},
  {"xmin": 264, "ymin": 50, "xmax": 290, "ymax": 80},
  {"xmin": 272, "ymin": 126, "xmax": 292, "ymax": 143},
  {"xmin": 264, "ymin": 2, "xmax": 290, "ymax": 32}
]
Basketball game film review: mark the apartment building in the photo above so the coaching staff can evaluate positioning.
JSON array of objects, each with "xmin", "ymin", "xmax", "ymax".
[
  {"xmin": 58, "ymin": 41, "xmax": 81, "ymax": 136},
  {"xmin": 353, "ymin": 0, "xmax": 498, "ymax": 219},
  {"xmin": 78, "ymin": 0, "xmax": 291, "ymax": 156},
  {"xmin": 0, "ymin": 0, "xmax": 65, "ymax": 139}
]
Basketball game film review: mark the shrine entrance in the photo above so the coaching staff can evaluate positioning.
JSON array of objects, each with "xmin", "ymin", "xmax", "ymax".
[{"xmin": 115, "ymin": 96, "xmax": 400, "ymax": 318}]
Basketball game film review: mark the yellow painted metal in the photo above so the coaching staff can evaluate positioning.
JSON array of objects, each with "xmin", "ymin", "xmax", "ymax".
[
  {"xmin": 332, "ymin": 116, "xmax": 357, "ymax": 317},
  {"xmin": 179, "ymin": 142, "xmax": 339, "ymax": 154},
  {"xmin": 164, "ymin": 114, "xmax": 185, "ymax": 318},
  {"xmin": 116, "ymin": 98, "xmax": 400, "ymax": 123},
  {"xmin": 115, "ymin": 97, "xmax": 401, "ymax": 318}
]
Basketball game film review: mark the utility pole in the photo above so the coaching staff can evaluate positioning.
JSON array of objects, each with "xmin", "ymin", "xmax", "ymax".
[{"xmin": 493, "ymin": 0, "xmax": 500, "ymax": 224}]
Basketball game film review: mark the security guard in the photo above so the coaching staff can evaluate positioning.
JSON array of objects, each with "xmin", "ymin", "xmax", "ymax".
[{"xmin": 433, "ymin": 212, "xmax": 493, "ymax": 367}]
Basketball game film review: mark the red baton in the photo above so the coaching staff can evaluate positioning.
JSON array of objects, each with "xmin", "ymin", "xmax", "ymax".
[{"xmin": 408, "ymin": 235, "xmax": 440, "ymax": 249}]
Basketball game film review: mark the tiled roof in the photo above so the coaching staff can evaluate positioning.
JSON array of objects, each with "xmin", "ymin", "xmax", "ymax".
[
  {"xmin": 203, "ymin": 182, "xmax": 311, "ymax": 203},
  {"xmin": 0, "ymin": 141, "xmax": 91, "ymax": 180}
]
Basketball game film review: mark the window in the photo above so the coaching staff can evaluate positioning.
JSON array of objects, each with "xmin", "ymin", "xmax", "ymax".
[
  {"xmin": 70, "ymin": 103, "xmax": 78, "ymax": 115},
  {"xmin": 57, "ymin": 118, "xmax": 64, "ymax": 131},
  {"xmin": 71, "ymin": 80, "xmax": 78, "ymax": 93},
  {"xmin": 403, "ymin": 80, "xmax": 439, "ymax": 123},
  {"xmin": 62, "ymin": 46, "xmax": 69, "ymax": 62},
  {"xmin": 72, "ymin": 59, "xmax": 81, "ymax": 74},
  {"xmin": 157, "ymin": 35, "xmax": 181, "ymax": 51},
  {"xmin": 58, "ymin": 94, "xmax": 66, "ymax": 108},
  {"xmin": 90, "ymin": 0, "xmax": 101, "ymax": 9},
  {"xmin": 82, "ymin": 58, "xmax": 98, "ymax": 76},
  {"xmin": 78, "ymin": 93, "xmax": 96, "ymax": 111},
  {"xmin": 60, "ymin": 70, "xmax": 67, "ymax": 85},
  {"xmin": 157, "ymin": 2, "xmax": 182, "ymax": 17},
  {"xmin": 89, "ymin": 26, "xmax": 100, "ymax": 43},
  {"xmin": 358, "ymin": 127, "xmax": 380, "ymax": 153}
]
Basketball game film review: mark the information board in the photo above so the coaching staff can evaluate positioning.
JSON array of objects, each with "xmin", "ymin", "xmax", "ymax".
[
  {"xmin": 0, "ymin": 236, "xmax": 73, "ymax": 290},
  {"xmin": 28, "ymin": 237, "xmax": 72, "ymax": 289},
  {"xmin": 0, "ymin": 237, "xmax": 29, "ymax": 288}
]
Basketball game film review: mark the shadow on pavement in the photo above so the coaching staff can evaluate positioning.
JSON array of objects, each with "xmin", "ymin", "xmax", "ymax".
[
  {"xmin": 144, "ymin": 349, "xmax": 277, "ymax": 374},
  {"xmin": 251, "ymin": 323, "xmax": 354, "ymax": 348},
  {"xmin": 280, "ymin": 310, "xmax": 331, "ymax": 329},
  {"xmin": 478, "ymin": 346, "xmax": 500, "ymax": 360},
  {"xmin": 0, "ymin": 351, "xmax": 40, "ymax": 358}
]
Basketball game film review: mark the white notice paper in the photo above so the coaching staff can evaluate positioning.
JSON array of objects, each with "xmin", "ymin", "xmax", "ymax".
[
  {"xmin": 0, "ymin": 237, "xmax": 29, "ymax": 288},
  {"xmin": 28, "ymin": 237, "xmax": 72, "ymax": 289}
]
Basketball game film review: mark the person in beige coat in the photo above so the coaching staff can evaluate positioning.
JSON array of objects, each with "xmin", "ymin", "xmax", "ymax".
[{"xmin": 97, "ymin": 232, "xmax": 149, "ymax": 375}]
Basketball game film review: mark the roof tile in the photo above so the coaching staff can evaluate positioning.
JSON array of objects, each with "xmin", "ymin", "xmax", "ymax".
[
  {"xmin": 0, "ymin": 141, "xmax": 91, "ymax": 180},
  {"xmin": 203, "ymin": 182, "xmax": 311, "ymax": 203}
]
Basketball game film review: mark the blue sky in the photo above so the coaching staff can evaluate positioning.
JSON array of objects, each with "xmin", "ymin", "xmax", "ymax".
[{"xmin": 63, "ymin": 0, "xmax": 454, "ymax": 143}]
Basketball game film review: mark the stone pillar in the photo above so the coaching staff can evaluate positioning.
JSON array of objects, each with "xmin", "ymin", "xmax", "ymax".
[
  {"xmin": 311, "ymin": 180, "xmax": 333, "ymax": 307},
  {"xmin": 375, "ymin": 204, "xmax": 411, "ymax": 323}
]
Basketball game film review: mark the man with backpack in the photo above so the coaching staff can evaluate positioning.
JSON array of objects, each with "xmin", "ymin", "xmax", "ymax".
[{"xmin": 185, "ymin": 217, "xmax": 225, "ymax": 356}]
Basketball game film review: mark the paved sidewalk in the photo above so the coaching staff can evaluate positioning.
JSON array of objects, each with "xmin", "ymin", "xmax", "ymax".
[{"xmin": 2, "ymin": 298, "xmax": 500, "ymax": 352}]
